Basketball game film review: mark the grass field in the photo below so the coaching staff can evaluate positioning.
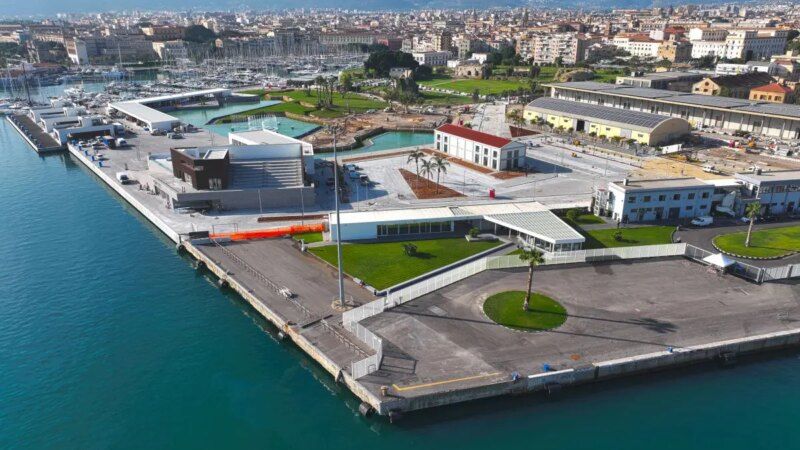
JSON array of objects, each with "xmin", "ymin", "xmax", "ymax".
[
  {"xmin": 217, "ymin": 90, "xmax": 386, "ymax": 121},
  {"xmin": 309, "ymin": 237, "xmax": 501, "ymax": 290},
  {"xmin": 419, "ymin": 91, "xmax": 474, "ymax": 105},
  {"xmin": 562, "ymin": 213, "xmax": 605, "ymax": 228},
  {"xmin": 712, "ymin": 225, "xmax": 800, "ymax": 258},
  {"xmin": 292, "ymin": 231, "xmax": 323, "ymax": 244},
  {"xmin": 582, "ymin": 226, "xmax": 675, "ymax": 249},
  {"xmin": 284, "ymin": 90, "xmax": 387, "ymax": 111},
  {"xmin": 418, "ymin": 77, "xmax": 530, "ymax": 96},
  {"xmin": 483, "ymin": 290, "xmax": 567, "ymax": 331}
]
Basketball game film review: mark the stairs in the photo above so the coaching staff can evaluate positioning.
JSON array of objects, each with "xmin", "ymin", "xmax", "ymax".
[{"xmin": 228, "ymin": 158, "xmax": 303, "ymax": 189}]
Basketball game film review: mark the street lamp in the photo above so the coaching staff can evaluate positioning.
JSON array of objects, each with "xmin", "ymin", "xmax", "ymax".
[{"xmin": 326, "ymin": 121, "xmax": 346, "ymax": 307}]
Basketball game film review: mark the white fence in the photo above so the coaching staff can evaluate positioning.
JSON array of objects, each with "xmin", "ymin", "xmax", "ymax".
[
  {"xmin": 763, "ymin": 264, "xmax": 800, "ymax": 282},
  {"xmin": 349, "ymin": 322, "xmax": 383, "ymax": 379}
]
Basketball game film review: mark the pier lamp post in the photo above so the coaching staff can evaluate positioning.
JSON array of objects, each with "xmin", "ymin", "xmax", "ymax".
[{"xmin": 326, "ymin": 121, "xmax": 346, "ymax": 307}]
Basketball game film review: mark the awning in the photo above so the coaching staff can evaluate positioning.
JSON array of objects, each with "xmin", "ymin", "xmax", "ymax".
[{"xmin": 703, "ymin": 253, "xmax": 736, "ymax": 268}]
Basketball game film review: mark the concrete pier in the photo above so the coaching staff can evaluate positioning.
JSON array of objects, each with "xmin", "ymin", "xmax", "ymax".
[
  {"xmin": 6, "ymin": 115, "xmax": 64, "ymax": 153},
  {"xmin": 59, "ymin": 129, "xmax": 800, "ymax": 419}
]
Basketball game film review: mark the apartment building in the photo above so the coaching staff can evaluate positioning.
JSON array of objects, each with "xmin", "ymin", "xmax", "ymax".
[
  {"xmin": 518, "ymin": 33, "xmax": 587, "ymax": 65},
  {"xmin": 689, "ymin": 27, "xmax": 788, "ymax": 60}
]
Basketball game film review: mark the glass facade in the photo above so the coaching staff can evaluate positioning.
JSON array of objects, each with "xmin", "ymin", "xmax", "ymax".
[{"xmin": 376, "ymin": 221, "xmax": 454, "ymax": 237}]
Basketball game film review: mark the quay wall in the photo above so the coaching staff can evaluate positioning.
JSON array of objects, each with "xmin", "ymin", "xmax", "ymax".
[{"xmin": 379, "ymin": 328, "xmax": 800, "ymax": 414}]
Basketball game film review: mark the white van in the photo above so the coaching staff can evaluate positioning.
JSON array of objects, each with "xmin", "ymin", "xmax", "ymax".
[{"xmin": 115, "ymin": 172, "xmax": 133, "ymax": 184}]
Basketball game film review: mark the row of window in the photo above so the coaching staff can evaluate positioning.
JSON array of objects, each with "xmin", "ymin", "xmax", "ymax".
[
  {"xmin": 627, "ymin": 191, "xmax": 710, "ymax": 203},
  {"xmin": 377, "ymin": 221, "xmax": 453, "ymax": 237}
]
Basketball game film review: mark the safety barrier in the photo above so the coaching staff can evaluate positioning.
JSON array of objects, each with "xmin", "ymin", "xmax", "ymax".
[
  {"xmin": 763, "ymin": 264, "xmax": 800, "ymax": 282},
  {"xmin": 210, "ymin": 223, "xmax": 324, "ymax": 241},
  {"xmin": 349, "ymin": 322, "xmax": 383, "ymax": 380}
]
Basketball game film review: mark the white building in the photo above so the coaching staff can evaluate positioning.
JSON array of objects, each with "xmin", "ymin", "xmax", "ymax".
[
  {"xmin": 412, "ymin": 51, "xmax": 450, "ymax": 67},
  {"xmin": 594, "ymin": 177, "xmax": 715, "ymax": 222},
  {"xmin": 328, "ymin": 201, "xmax": 586, "ymax": 253},
  {"xmin": 434, "ymin": 124, "xmax": 526, "ymax": 171},
  {"xmin": 229, "ymin": 129, "xmax": 315, "ymax": 175},
  {"xmin": 735, "ymin": 169, "xmax": 800, "ymax": 215},
  {"xmin": 611, "ymin": 36, "xmax": 662, "ymax": 59},
  {"xmin": 689, "ymin": 28, "xmax": 788, "ymax": 60}
]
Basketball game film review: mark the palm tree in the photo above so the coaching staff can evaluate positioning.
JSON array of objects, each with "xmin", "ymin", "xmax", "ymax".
[
  {"xmin": 518, "ymin": 248, "xmax": 545, "ymax": 312},
  {"xmin": 407, "ymin": 150, "xmax": 425, "ymax": 187},
  {"xmin": 744, "ymin": 201, "xmax": 761, "ymax": 247},
  {"xmin": 420, "ymin": 158, "xmax": 434, "ymax": 188},
  {"xmin": 432, "ymin": 155, "xmax": 449, "ymax": 194}
]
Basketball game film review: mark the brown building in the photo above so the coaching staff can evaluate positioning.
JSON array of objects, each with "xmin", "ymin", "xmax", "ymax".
[
  {"xmin": 170, "ymin": 147, "xmax": 229, "ymax": 190},
  {"xmin": 691, "ymin": 72, "xmax": 774, "ymax": 98},
  {"xmin": 657, "ymin": 38, "xmax": 692, "ymax": 63},
  {"xmin": 748, "ymin": 83, "xmax": 795, "ymax": 103}
]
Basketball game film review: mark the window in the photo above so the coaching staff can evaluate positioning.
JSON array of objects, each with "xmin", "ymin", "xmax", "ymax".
[
  {"xmin": 673, "ymin": 193, "xmax": 680, "ymax": 200},
  {"xmin": 658, "ymin": 195, "xmax": 666, "ymax": 201},
  {"xmin": 685, "ymin": 205, "xmax": 693, "ymax": 210},
  {"xmin": 700, "ymin": 205, "xmax": 707, "ymax": 209},
  {"xmin": 701, "ymin": 192, "xmax": 709, "ymax": 199},
  {"xmin": 628, "ymin": 196, "xmax": 636, "ymax": 203},
  {"xmin": 643, "ymin": 196, "xmax": 651, "ymax": 202},
  {"xmin": 688, "ymin": 193, "xmax": 695, "ymax": 200}
]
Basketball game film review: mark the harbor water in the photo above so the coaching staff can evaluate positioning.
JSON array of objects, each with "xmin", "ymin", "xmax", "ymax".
[{"xmin": 1, "ymin": 97, "xmax": 800, "ymax": 449}]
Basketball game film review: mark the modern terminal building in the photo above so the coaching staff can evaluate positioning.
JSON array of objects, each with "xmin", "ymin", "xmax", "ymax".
[
  {"xmin": 594, "ymin": 177, "xmax": 715, "ymax": 222},
  {"xmin": 434, "ymin": 123, "xmax": 527, "ymax": 170},
  {"xmin": 329, "ymin": 201, "xmax": 586, "ymax": 252},
  {"xmin": 524, "ymin": 97, "xmax": 692, "ymax": 146},
  {"xmin": 146, "ymin": 131, "xmax": 315, "ymax": 210},
  {"xmin": 543, "ymin": 81, "xmax": 800, "ymax": 140}
]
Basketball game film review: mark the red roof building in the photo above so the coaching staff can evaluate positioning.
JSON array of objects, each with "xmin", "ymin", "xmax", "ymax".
[
  {"xmin": 433, "ymin": 123, "xmax": 526, "ymax": 171},
  {"xmin": 749, "ymin": 83, "xmax": 795, "ymax": 104}
]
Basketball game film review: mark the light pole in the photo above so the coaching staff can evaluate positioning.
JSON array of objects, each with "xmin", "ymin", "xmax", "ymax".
[{"xmin": 328, "ymin": 123, "xmax": 346, "ymax": 306}]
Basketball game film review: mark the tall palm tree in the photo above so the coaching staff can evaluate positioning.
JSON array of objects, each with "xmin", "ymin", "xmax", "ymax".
[
  {"xmin": 744, "ymin": 201, "xmax": 761, "ymax": 247},
  {"xmin": 432, "ymin": 155, "xmax": 449, "ymax": 194},
  {"xmin": 420, "ymin": 158, "xmax": 434, "ymax": 188},
  {"xmin": 518, "ymin": 248, "xmax": 545, "ymax": 312},
  {"xmin": 407, "ymin": 150, "xmax": 425, "ymax": 187}
]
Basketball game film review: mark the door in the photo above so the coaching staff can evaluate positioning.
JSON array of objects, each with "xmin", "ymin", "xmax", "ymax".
[
  {"xmin": 576, "ymin": 120, "xmax": 585, "ymax": 132},
  {"xmin": 668, "ymin": 207, "xmax": 680, "ymax": 219}
]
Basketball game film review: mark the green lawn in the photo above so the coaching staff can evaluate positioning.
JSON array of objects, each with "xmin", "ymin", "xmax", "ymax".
[
  {"xmin": 582, "ymin": 226, "xmax": 675, "ymax": 249},
  {"xmin": 283, "ymin": 90, "xmax": 387, "ymax": 111},
  {"xmin": 562, "ymin": 213, "xmax": 605, "ymax": 228},
  {"xmin": 419, "ymin": 91, "xmax": 474, "ymax": 105},
  {"xmin": 309, "ymin": 237, "xmax": 501, "ymax": 290},
  {"xmin": 483, "ymin": 290, "xmax": 567, "ymax": 331},
  {"xmin": 292, "ymin": 231, "xmax": 323, "ymax": 244},
  {"xmin": 418, "ymin": 77, "xmax": 530, "ymax": 96},
  {"xmin": 712, "ymin": 225, "xmax": 800, "ymax": 258}
]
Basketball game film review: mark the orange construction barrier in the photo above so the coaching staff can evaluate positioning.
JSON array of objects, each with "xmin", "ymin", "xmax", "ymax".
[{"xmin": 210, "ymin": 223, "xmax": 325, "ymax": 241}]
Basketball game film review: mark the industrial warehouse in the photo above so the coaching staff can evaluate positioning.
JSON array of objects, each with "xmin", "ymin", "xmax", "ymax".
[
  {"xmin": 524, "ymin": 97, "xmax": 692, "ymax": 146},
  {"xmin": 544, "ymin": 81, "xmax": 800, "ymax": 140}
]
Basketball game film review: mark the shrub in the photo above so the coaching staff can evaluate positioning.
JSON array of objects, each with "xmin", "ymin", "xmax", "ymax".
[
  {"xmin": 566, "ymin": 208, "xmax": 580, "ymax": 222},
  {"xmin": 613, "ymin": 230, "xmax": 623, "ymax": 241},
  {"xmin": 468, "ymin": 227, "xmax": 480, "ymax": 238},
  {"xmin": 402, "ymin": 243, "xmax": 418, "ymax": 256}
]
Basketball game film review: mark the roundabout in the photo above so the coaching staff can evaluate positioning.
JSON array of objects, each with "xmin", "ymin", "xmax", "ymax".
[{"xmin": 482, "ymin": 290, "xmax": 567, "ymax": 332}]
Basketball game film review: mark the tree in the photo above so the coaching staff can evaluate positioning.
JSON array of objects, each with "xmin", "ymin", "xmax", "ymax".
[
  {"xmin": 363, "ymin": 50, "xmax": 418, "ymax": 77},
  {"xmin": 406, "ymin": 150, "xmax": 425, "ymax": 187},
  {"xmin": 420, "ymin": 158, "xmax": 435, "ymax": 187},
  {"xmin": 414, "ymin": 65, "xmax": 433, "ymax": 80},
  {"xmin": 432, "ymin": 155, "xmax": 449, "ymax": 193},
  {"xmin": 518, "ymin": 248, "xmax": 545, "ymax": 312},
  {"xmin": 471, "ymin": 89, "xmax": 480, "ymax": 102},
  {"xmin": 339, "ymin": 72, "xmax": 353, "ymax": 98},
  {"xmin": 744, "ymin": 201, "xmax": 761, "ymax": 247},
  {"xmin": 566, "ymin": 208, "xmax": 580, "ymax": 222},
  {"xmin": 184, "ymin": 25, "xmax": 216, "ymax": 43}
]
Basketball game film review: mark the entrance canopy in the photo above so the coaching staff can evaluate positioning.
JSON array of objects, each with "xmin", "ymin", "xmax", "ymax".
[{"xmin": 703, "ymin": 253, "xmax": 737, "ymax": 268}]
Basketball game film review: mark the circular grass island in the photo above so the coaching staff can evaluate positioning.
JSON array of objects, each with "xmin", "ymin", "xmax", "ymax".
[
  {"xmin": 483, "ymin": 291, "xmax": 567, "ymax": 332},
  {"xmin": 712, "ymin": 225, "xmax": 800, "ymax": 259}
]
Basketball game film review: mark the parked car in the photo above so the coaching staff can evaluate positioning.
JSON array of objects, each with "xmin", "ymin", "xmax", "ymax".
[
  {"xmin": 691, "ymin": 216, "xmax": 714, "ymax": 227},
  {"xmin": 115, "ymin": 172, "xmax": 133, "ymax": 184}
]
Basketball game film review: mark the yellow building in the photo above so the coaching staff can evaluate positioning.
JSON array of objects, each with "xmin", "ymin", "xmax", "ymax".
[{"xmin": 524, "ymin": 97, "xmax": 691, "ymax": 146}]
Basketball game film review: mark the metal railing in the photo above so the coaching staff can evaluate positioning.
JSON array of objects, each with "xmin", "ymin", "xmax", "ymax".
[{"xmin": 763, "ymin": 264, "xmax": 800, "ymax": 282}]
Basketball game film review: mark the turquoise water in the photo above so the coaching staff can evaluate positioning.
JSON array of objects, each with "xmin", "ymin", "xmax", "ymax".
[
  {"xmin": 2, "ymin": 100, "xmax": 800, "ymax": 448},
  {"xmin": 169, "ymin": 101, "xmax": 319, "ymax": 138},
  {"xmin": 335, "ymin": 131, "xmax": 434, "ymax": 158}
]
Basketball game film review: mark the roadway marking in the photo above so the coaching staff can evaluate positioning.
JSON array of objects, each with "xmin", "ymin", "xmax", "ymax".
[{"xmin": 392, "ymin": 372, "xmax": 502, "ymax": 392}]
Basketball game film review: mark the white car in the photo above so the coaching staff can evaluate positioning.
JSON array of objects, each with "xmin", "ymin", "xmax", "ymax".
[
  {"xmin": 691, "ymin": 216, "xmax": 714, "ymax": 227},
  {"xmin": 115, "ymin": 172, "xmax": 133, "ymax": 184}
]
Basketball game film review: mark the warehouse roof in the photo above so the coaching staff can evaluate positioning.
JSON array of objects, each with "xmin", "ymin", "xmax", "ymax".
[
  {"xmin": 108, "ymin": 101, "xmax": 179, "ymax": 125},
  {"xmin": 436, "ymin": 123, "xmax": 512, "ymax": 148},
  {"xmin": 526, "ymin": 97, "xmax": 681, "ymax": 132}
]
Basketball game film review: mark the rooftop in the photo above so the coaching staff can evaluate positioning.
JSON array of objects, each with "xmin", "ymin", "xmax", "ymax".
[
  {"xmin": 526, "ymin": 97, "xmax": 681, "ymax": 132},
  {"xmin": 435, "ymin": 123, "xmax": 512, "ymax": 148},
  {"xmin": 611, "ymin": 177, "xmax": 713, "ymax": 191},
  {"xmin": 735, "ymin": 170, "xmax": 800, "ymax": 184}
]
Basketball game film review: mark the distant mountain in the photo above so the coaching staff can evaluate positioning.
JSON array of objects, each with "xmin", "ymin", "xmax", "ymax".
[{"xmin": 7, "ymin": 0, "xmax": 722, "ymax": 17}]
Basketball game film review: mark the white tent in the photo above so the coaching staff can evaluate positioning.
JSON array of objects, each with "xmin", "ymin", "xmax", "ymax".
[{"xmin": 703, "ymin": 253, "xmax": 737, "ymax": 268}]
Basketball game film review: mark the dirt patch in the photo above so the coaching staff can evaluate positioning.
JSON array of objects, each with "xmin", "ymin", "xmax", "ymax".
[
  {"xmin": 399, "ymin": 168, "xmax": 465, "ymax": 200},
  {"xmin": 492, "ymin": 170, "xmax": 527, "ymax": 180}
]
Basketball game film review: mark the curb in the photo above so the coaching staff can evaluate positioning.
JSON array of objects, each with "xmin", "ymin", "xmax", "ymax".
[{"xmin": 710, "ymin": 236, "xmax": 795, "ymax": 260}]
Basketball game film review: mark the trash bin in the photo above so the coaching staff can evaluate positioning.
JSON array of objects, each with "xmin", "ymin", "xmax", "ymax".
[{"xmin": 489, "ymin": 188, "xmax": 496, "ymax": 199}]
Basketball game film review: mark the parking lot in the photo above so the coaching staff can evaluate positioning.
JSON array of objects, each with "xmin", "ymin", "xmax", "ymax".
[{"xmin": 360, "ymin": 258, "xmax": 800, "ymax": 397}]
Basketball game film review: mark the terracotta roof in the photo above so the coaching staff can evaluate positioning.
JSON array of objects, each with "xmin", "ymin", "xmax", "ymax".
[
  {"xmin": 751, "ymin": 83, "xmax": 793, "ymax": 94},
  {"xmin": 435, "ymin": 124, "xmax": 512, "ymax": 148}
]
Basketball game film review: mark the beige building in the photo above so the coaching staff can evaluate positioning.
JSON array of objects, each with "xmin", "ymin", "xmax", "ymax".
[{"xmin": 748, "ymin": 83, "xmax": 795, "ymax": 104}]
